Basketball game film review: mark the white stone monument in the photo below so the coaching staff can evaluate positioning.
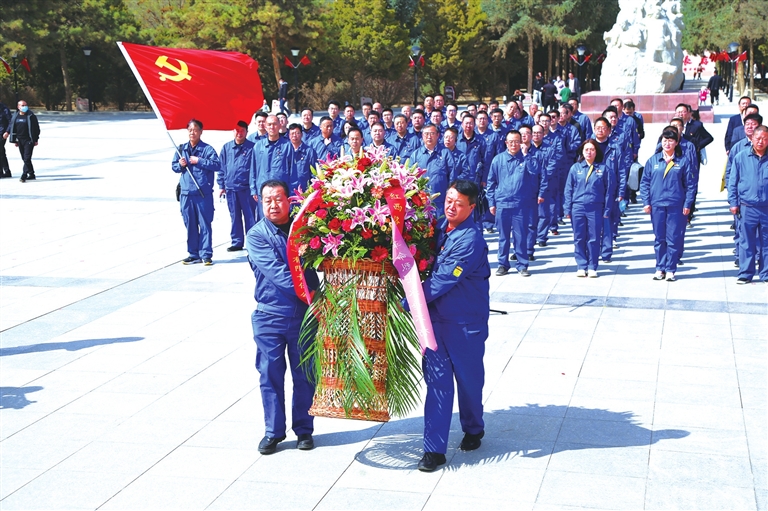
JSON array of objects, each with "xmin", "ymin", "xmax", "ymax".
[{"xmin": 601, "ymin": 0, "xmax": 685, "ymax": 94}]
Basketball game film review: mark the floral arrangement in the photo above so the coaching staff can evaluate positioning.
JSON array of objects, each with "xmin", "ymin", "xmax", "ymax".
[
  {"xmin": 291, "ymin": 146, "xmax": 438, "ymax": 279},
  {"xmin": 292, "ymin": 147, "xmax": 439, "ymax": 420}
]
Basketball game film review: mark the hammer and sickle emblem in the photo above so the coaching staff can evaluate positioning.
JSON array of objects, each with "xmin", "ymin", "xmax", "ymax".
[{"xmin": 155, "ymin": 56, "xmax": 191, "ymax": 82}]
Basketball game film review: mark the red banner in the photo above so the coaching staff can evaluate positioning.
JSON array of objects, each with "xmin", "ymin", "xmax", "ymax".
[
  {"xmin": 288, "ymin": 191, "xmax": 323, "ymax": 305},
  {"xmin": 0, "ymin": 57, "xmax": 10, "ymax": 75},
  {"xmin": 117, "ymin": 42, "xmax": 264, "ymax": 130}
]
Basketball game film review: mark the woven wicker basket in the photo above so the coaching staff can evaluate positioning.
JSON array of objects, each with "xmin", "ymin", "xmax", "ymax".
[{"xmin": 308, "ymin": 258, "xmax": 398, "ymax": 422}]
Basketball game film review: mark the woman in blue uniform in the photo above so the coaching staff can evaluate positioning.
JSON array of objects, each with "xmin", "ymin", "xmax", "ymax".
[
  {"xmin": 639, "ymin": 127, "xmax": 696, "ymax": 281},
  {"xmin": 564, "ymin": 139, "xmax": 613, "ymax": 277}
]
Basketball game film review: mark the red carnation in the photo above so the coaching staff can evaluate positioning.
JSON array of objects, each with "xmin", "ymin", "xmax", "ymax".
[
  {"xmin": 309, "ymin": 236, "xmax": 321, "ymax": 250},
  {"xmin": 315, "ymin": 209, "xmax": 328, "ymax": 220},
  {"xmin": 342, "ymin": 219, "xmax": 353, "ymax": 232},
  {"xmin": 328, "ymin": 218, "xmax": 342, "ymax": 231},
  {"xmin": 371, "ymin": 246, "xmax": 389, "ymax": 262},
  {"xmin": 361, "ymin": 229, "xmax": 373, "ymax": 239},
  {"xmin": 357, "ymin": 157, "xmax": 373, "ymax": 170},
  {"xmin": 418, "ymin": 259, "xmax": 429, "ymax": 271},
  {"xmin": 411, "ymin": 194, "xmax": 423, "ymax": 207}
]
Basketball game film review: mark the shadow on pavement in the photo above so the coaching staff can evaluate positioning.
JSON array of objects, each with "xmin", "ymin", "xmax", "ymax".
[
  {"xmin": 0, "ymin": 386, "xmax": 44, "ymax": 409},
  {"xmin": 325, "ymin": 405, "xmax": 689, "ymax": 471},
  {"xmin": 0, "ymin": 336, "xmax": 144, "ymax": 356}
]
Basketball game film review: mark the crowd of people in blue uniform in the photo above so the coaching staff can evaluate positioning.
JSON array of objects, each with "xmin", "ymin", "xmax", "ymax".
[{"xmin": 168, "ymin": 91, "xmax": 766, "ymax": 471}]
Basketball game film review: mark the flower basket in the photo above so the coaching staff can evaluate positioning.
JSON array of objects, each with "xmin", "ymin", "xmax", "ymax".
[{"xmin": 290, "ymin": 148, "xmax": 438, "ymax": 422}]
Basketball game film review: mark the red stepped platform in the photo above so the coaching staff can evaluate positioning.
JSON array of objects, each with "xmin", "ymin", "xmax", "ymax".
[{"xmin": 579, "ymin": 92, "xmax": 714, "ymax": 124}]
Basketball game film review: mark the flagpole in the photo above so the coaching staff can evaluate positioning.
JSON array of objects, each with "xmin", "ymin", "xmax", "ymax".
[{"xmin": 117, "ymin": 42, "xmax": 204, "ymax": 198}]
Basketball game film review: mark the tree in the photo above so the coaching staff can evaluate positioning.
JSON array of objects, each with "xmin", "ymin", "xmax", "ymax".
[{"xmin": 415, "ymin": 0, "xmax": 488, "ymax": 96}]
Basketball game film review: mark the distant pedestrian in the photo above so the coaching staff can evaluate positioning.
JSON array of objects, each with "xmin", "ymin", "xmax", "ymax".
[
  {"xmin": 707, "ymin": 70, "xmax": 723, "ymax": 105},
  {"xmin": 278, "ymin": 79, "xmax": 290, "ymax": 116},
  {"xmin": 3, "ymin": 100, "xmax": 40, "ymax": 182},
  {"xmin": 0, "ymin": 101, "xmax": 11, "ymax": 178}
]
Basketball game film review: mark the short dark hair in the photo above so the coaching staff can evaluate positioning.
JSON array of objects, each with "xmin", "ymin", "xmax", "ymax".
[
  {"xmin": 610, "ymin": 97, "xmax": 623, "ymax": 105},
  {"xmin": 362, "ymin": 102, "xmax": 373, "ymax": 108},
  {"xmin": 602, "ymin": 106, "xmax": 618, "ymax": 116},
  {"xmin": 675, "ymin": 103, "xmax": 691, "ymax": 112},
  {"xmin": 347, "ymin": 126, "xmax": 363, "ymax": 138},
  {"xmin": 739, "ymin": 96, "xmax": 752, "ymax": 104},
  {"xmin": 328, "ymin": 100, "xmax": 340, "ymax": 109},
  {"xmin": 382, "ymin": 107, "xmax": 393, "ymax": 115},
  {"xmin": 394, "ymin": 114, "xmax": 407, "ymax": 122},
  {"xmin": 288, "ymin": 123, "xmax": 302, "ymax": 132},
  {"xmin": 254, "ymin": 111, "xmax": 268, "ymax": 119},
  {"xmin": 449, "ymin": 180, "xmax": 479, "ymax": 205},
  {"xmin": 261, "ymin": 179, "xmax": 289, "ymax": 196},
  {"xmin": 444, "ymin": 127, "xmax": 459, "ymax": 137},
  {"xmin": 624, "ymin": 100, "xmax": 636, "ymax": 109},
  {"xmin": 369, "ymin": 121, "xmax": 385, "ymax": 130},
  {"xmin": 462, "ymin": 113, "xmax": 475, "ymax": 121},
  {"xmin": 490, "ymin": 107, "xmax": 504, "ymax": 116},
  {"xmin": 506, "ymin": 129, "xmax": 521, "ymax": 141},
  {"xmin": 744, "ymin": 113, "xmax": 763, "ymax": 125},
  {"xmin": 745, "ymin": 104, "xmax": 760, "ymax": 113},
  {"xmin": 560, "ymin": 104, "xmax": 573, "ymax": 113},
  {"xmin": 412, "ymin": 109, "xmax": 426, "ymax": 118},
  {"xmin": 301, "ymin": 108, "xmax": 314, "ymax": 116},
  {"xmin": 594, "ymin": 117, "xmax": 610, "ymax": 129},
  {"xmin": 188, "ymin": 118, "xmax": 203, "ymax": 130},
  {"xmin": 319, "ymin": 116, "xmax": 333, "ymax": 126}
]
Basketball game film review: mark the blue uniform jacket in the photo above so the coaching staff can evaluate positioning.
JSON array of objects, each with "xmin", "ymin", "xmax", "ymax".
[
  {"xmin": 456, "ymin": 134, "xmax": 487, "ymax": 185},
  {"xmin": 596, "ymin": 138, "xmax": 627, "ymax": 199},
  {"xmin": 246, "ymin": 218, "xmax": 318, "ymax": 318},
  {"xmin": 332, "ymin": 116, "xmax": 345, "ymax": 137},
  {"xmin": 617, "ymin": 114, "xmax": 641, "ymax": 154},
  {"xmin": 487, "ymin": 150, "xmax": 545, "ymax": 209},
  {"xmin": 246, "ymin": 132, "xmax": 267, "ymax": 144},
  {"xmin": 0, "ymin": 103, "xmax": 11, "ymax": 133},
  {"xmin": 725, "ymin": 137, "xmax": 752, "ymax": 184},
  {"xmin": 728, "ymin": 148, "xmax": 768, "ymax": 208},
  {"xmin": 250, "ymin": 137, "xmax": 292, "ymax": 197},
  {"xmin": 302, "ymin": 124, "xmax": 321, "ymax": 142},
  {"xmin": 218, "ymin": 139, "xmax": 255, "ymax": 192},
  {"xmin": 528, "ymin": 142, "xmax": 557, "ymax": 195},
  {"xmin": 387, "ymin": 131, "xmax": 420, "ymax": 159},
  {"xmin": 572, "ymin": 111, "xmax": 594, "ymax": 140},
  {"xmin": 475, "ymin": 129, "xmax": 504, "ymax": 172},
  {"xmin": 554, "ymin": 122, "xmax": 582, "ymax": 169},
  {"xmin": 409, "ymin": 145, "xmax": 457, "ymax": 212},
  {"xmin": 172, "ymin": 141, "xmax": 220, "ymax": 196},
  {"xmin": 289, "ymin": 142, "xmax": 317, "ymax": 193},
  {"xmin": 309, "ymin": 134, "xmax": 343, "ymax": 161},
  {"xmin": 446, "ymin": 147, "xmax": 471, "ymax": 182},
  {"xmin": 563, "ymin": 160, "xmax": 612, "ymax": 218},
  {"xmin": 422, "ymin": 215, "xmax": 490, "ymax": 324},
  {"xmin": 639, "ymin": 152, "xmax": 696, "ymax": 209},
  {"xmin": 725, "ymin": 114, "xmax": 743, "ymax": 152}
]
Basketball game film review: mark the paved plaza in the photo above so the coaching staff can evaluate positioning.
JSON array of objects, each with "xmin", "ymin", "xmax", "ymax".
[{"xmin": 0, "ymin": 93, "xmax": 766, "ymax": 509}]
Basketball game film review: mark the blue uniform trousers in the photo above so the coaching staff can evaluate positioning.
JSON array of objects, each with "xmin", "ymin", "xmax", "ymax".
[
  {"xmin": 571, "ymin": 203, "xmax": 603, "ymax": 271},
  {"xmin": 226, "ymin": 189, "xmax": 257, "ymax": 247},
  {"xmin": 650, "ymin": 204, "xmax": 685, "ymax": 273},
  {"xmin": 180, "ymin": 193, "xmax": 214, "ymax": 259},
  {"xmin": 737, "ymin": 204, "xmax": 768, "ymax": 281},
  {"xmin": 537, "ymin": 178, "xmax": 558, "ymax": 242},
  {"xmin": 527, "ymin": 208, "xmax": 538, "ymax": 258},
  {"xmin": 251, "ymin": 310, "xmax": 315, "ymax": 438},
  {"xmin": 497, "ymin": 206, "xmax": 531, "ymax": 271},
  {"xmin": 551, "ymin": 168, "xmax": 568, "ymax": 228},
  {"xmin": 423, "ymin": 321, "xmax": 487, "ymax": 454},
  {"xmin": 601, "ymin": 200, "xmax": 620, "ymax": 260}
]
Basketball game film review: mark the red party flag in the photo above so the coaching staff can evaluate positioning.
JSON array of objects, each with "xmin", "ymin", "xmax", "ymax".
[
  {"xmin": 736, "ymin": 51, "xmax": 748, "ymax": 62},
  {"xmin": 20, "ymin": 57, "xmax": 31, "ymax": 72},
  {"xmin": 299, "ymin": 55, "xmax": 311, "ymax": 67},
  {"xmin": 117, "ymin": 42, "xmax": 264, "ymax": 130},
  {"xmin": 284, "ymin": 55, "xmax": 295, "ymax": 68},
  {"xmin": 0, "ymin": 57, "xmax": 11, "ymax": 74}
]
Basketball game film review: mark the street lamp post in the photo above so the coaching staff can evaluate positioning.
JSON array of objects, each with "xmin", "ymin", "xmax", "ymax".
[
  {"xmin": 576, "ymin": 44, "xmax": 588, "ymax": 94},
  {"xmin": 411, "ymin": 45, "xmax": 421, "ymax": 106},
  {"xmin": 727, "ymin": 42, "xmax": 739, "ymax": 103},
  {"xmin": 290, "ymin": 47, "xmax": 300, "ymax": 115},
  {"xmin": 82, "ymin": 46, "xmax": 92, "ymax": 112},
  {"xmin": 11, "ymin": 55, "xmax": 19, "ymax": 103}
]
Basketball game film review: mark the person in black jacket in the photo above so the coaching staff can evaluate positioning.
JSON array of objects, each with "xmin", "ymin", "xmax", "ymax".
[
  {"xmin": 0, "ymin": 101, "xmax": 11, "ymax": 178},
  {"xmin": 707, "ymin": 70, "xmax": 723, "ymax": 105},
  {"xmin": 725, "ymin": 96, "xmax": 751, "ymax": 154},
  {"xmin": 3, "ymin": 100, "xmax": 40, "ymax": 182}
]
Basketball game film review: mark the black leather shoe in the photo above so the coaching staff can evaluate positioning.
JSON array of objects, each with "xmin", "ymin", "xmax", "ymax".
[
  {"xmin": 227, "ymin": 245, "xmax": 243, "ymax": 252},
  {"xmin": 296, "ymin": 433, "xmax": 314, "ymax": 450},
  {"xmin": 459, "ymin": 431, "xmax": 484, "ymax": 451},
  {"xmin": 538, "ymin": 241, "xmax": 547, "ymax": 247},
  {"xmin": 511, "ymin": 254, "xmax": 517, "ymax": 261},
  {"xmin": 26, "ymin": 174, "xmax": 36, "ymax": 180},
  {"xmin": 528, "ymin": 255, "xmax": 535, "ymax": 261},
  {"xmin": 417, "ymin": 452, "xmax": 446, "ymax": 472},
  {"xmin": 495, "ymin": 266, "xmax": 509, "ymax": 276},
  {"xmin": 258, "ymin": 435, "xmax": 286, "ymax": 454}
]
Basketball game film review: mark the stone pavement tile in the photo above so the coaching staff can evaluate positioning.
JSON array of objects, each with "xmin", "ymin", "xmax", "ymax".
[
  {"xmin": 451, "ymin": 434, "xmax": 554, "ymax": 470},
  {"xmin": 9, "ymin": 412, "xmax": 120, "ymax": 444},
  {"xmin": 433, "ymin": 463, "xmax": 546, "ymax": 503},
  {"xmin": 556, "ymin": 416, "xmax": 652, "ymax": 448},
  {"xmin": 314, "ymin": 487, "xmax": 430, "ymax": 511},
  {"xmin": 662, "ymin": 320, "xmax": 734, "ymax": 339},
  {"xmin": 546, "ymin": 443, "xmax": 650, "ymax": 478},
  {"xmin": 644, "ymin": 479, "xmax": 758, "ymax": 510},
  {"xmin": 207, "ymin": 480, "xmax": 328, "ymax": 510},
  {"xmin": 424, "ymin": 493, "xmax": 533, "ymax": 511},
  {"xmin": 648, "ymin": 448, "xmax": 754, "ymax": 488},
  {"xmin": 0, "ymin": 348, "xmax": 84, "ymax": 372},
  {"xmin": 659, "ymin": 333, "xmax": 735, "ymax": 353},
  {"xmin": 577, "ymin": 359, "xmax": 659, "ymax": 382},
  {"xmin": 741, "ymin": 386, "xmax": 767, "ymax": 410},
  {"xmin": 58, "ymin": 390, "xmax": 160, "ymax": 417},
  {"xmin": 24, "ymin": 369, "xmax": 117, "ymax": 393},
  {"xmin": 95, "ymin": 371, "xmax": 192, "ymax": 395},
  {"xmin": 738, "ymin": 366, "xmax": 768, "ymax": 390},
  {"xmin": 0, "ymin": 367, "xmax": 52, "ymax": 387},
  {"xmin": 730, "ymin": 317, "xmax": 768, "ymax": 341},
  {"xmin": 98, "ymin": 415, "xmax": 210, "ymax": 446},
  {"xmin": 0, "ymin": 467, "xmax": 139, "ymax": 510},
  {"xmin": 566, "ymin": 396, "xmax": 654, "ymax": 426},
  {"xmin": 183, "ymin": 419, "xmax": 262, "ymax": 450},
  {"xmin": 536, "ymin": 470, "xmax": 646, "ymax": 509},
  {"xmin": 99, "ymin": 474, "xmax": 232, "ymax": 510},
  {"xmin": 657, "ymin": 364, "xmax": 739, "ymax": 387},
  {"xmin": 484, "ymin": 410, "xmax": 564, "ymax": 443},
  {"xmin": 53, "ymin": 440, "xmax": 175, "ymax": 476},
  {"xmin": 654, "ymin": 381, "xmax": 742, "ymax": 408},
  {"xmin": 653, "ymin": 401, "xmax": 745, "ymax": 431},
  {"xmin": 512, "ymin": 339, "xmax": 591, "ymax": 360},
  {"xmin": 142, "ymin": 445, "xmax": 255, "ymax": 481},
  {"xmin": 664, "ymin": 309, "xmax": 732, "ymax": 325},
  {"xmin": 209, "ymin": 390, "xmax": 262, "ymax": 424},
  {"xmin": 658, "ymin": 347, "xmax": 736, "ymax": 369},
  {"xmin": 744, "ymin": 409, "xmax": 767, "ymax": 460},
  {"xmin": 483, "ymin": 390, "xmax": 571, "ymax": 415},
  {"xmin": 0, "ymin": 467, "xmax": 44, "ymax": 500},
  {"xmin": 0, "ymin": 409, "xmax": 48, "ymax": 440},
  {"xmin": 0, "ymin": 431, "xmax": 90, "ymax": 470},
  {"xmin": 571, "ymin": 378, "xmax": 656, "ymax": 402},
  {"xmin": 753, "ymin": 458, "xmax": 767, "ymax": 491},
  {"xmin": 0, "ymin": 386, "xmax": 83, "ymax": 415},
  {"xmin": 651, "ymin": 424, "xmax": 750, "ymax": 457}
]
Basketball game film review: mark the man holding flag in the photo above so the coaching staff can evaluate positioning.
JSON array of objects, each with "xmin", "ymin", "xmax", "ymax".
[{"xmin": 172, "ymin": 119, "xmax": 220, "ymax": 265}]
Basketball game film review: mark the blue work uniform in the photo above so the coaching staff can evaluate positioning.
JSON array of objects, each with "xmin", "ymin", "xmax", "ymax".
[
  {"xmin": 563, "ymin": 160, "xmax": 612, "ymax": 271},
  {"xmin": 446, "ymin": 146, "xmax": 471, "ymax": 183},
  {"xmin": 456, "ymin": 134, "xmax": 487, "ymax": 186},
  {"xmin": 172, "ymin": 140, "xmax": 220, "ymax": 260},
  {"xmin": 218, "ymin": 139, "xmax": 257, "ymax": 248},
  {"xmin": 251, "ymin": 137, "xmax": 292, "ymax": 220},
  {"xmin": 596, "ymin": 135, "xmax": 630, "ymax": 260},
  {"xmin": 537, "ymin": 131, "xmax": 566, "ymax": 243},
  {"xmin": 409, "ymin": 145, "xmax": 458, "ymax": 215},
  {"xmin": 331, "ymin": 116, "xmax": 345, "ymax": 137},
  {"xmin": 288, "ymin": 142, "xmax": 317, "ymax": 194},
  {"xmin": 728, "ymin": 147, "xmax": 768, "ymax": 282},
  {"xmin": 310, "ymin": 134, "xmax": 343, "ymax": 161},
  {"xmin": 552, "ymin": 122, "xmax": 582, "ymax": 227},
  {"xmin": 419, "ymin": 214, "xmax": 490, "ymax": 455},
  {"xmin": 247, "ymin": 218, "xmax": 318, "ymax": 439},
  {"xmin": 387, "ymin": 131, "xmax": 420, "ymax": 160},
  {"xmin": 726, "ymin": 137, "xmax": 753, "ymax": 250},
  {"xmin": 639, "ymin": 151, "xmax": 696, "ymax": 274},
  {"xmin": 572, "ymin": 111, "xmax": 594, "ymax": 141},
  {"xmin": 487, "ymin": 150, "xmax": 545, "ymax": 272},
  {"xmin": 301, "ymin": 124, "xmax": 321, "ymax": 142}
]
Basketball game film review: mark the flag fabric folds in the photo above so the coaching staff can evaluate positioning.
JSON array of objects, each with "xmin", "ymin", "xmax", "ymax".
[{"xmin": 118, "ymin": 42, "xmax": 264, "ymax": 130}]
